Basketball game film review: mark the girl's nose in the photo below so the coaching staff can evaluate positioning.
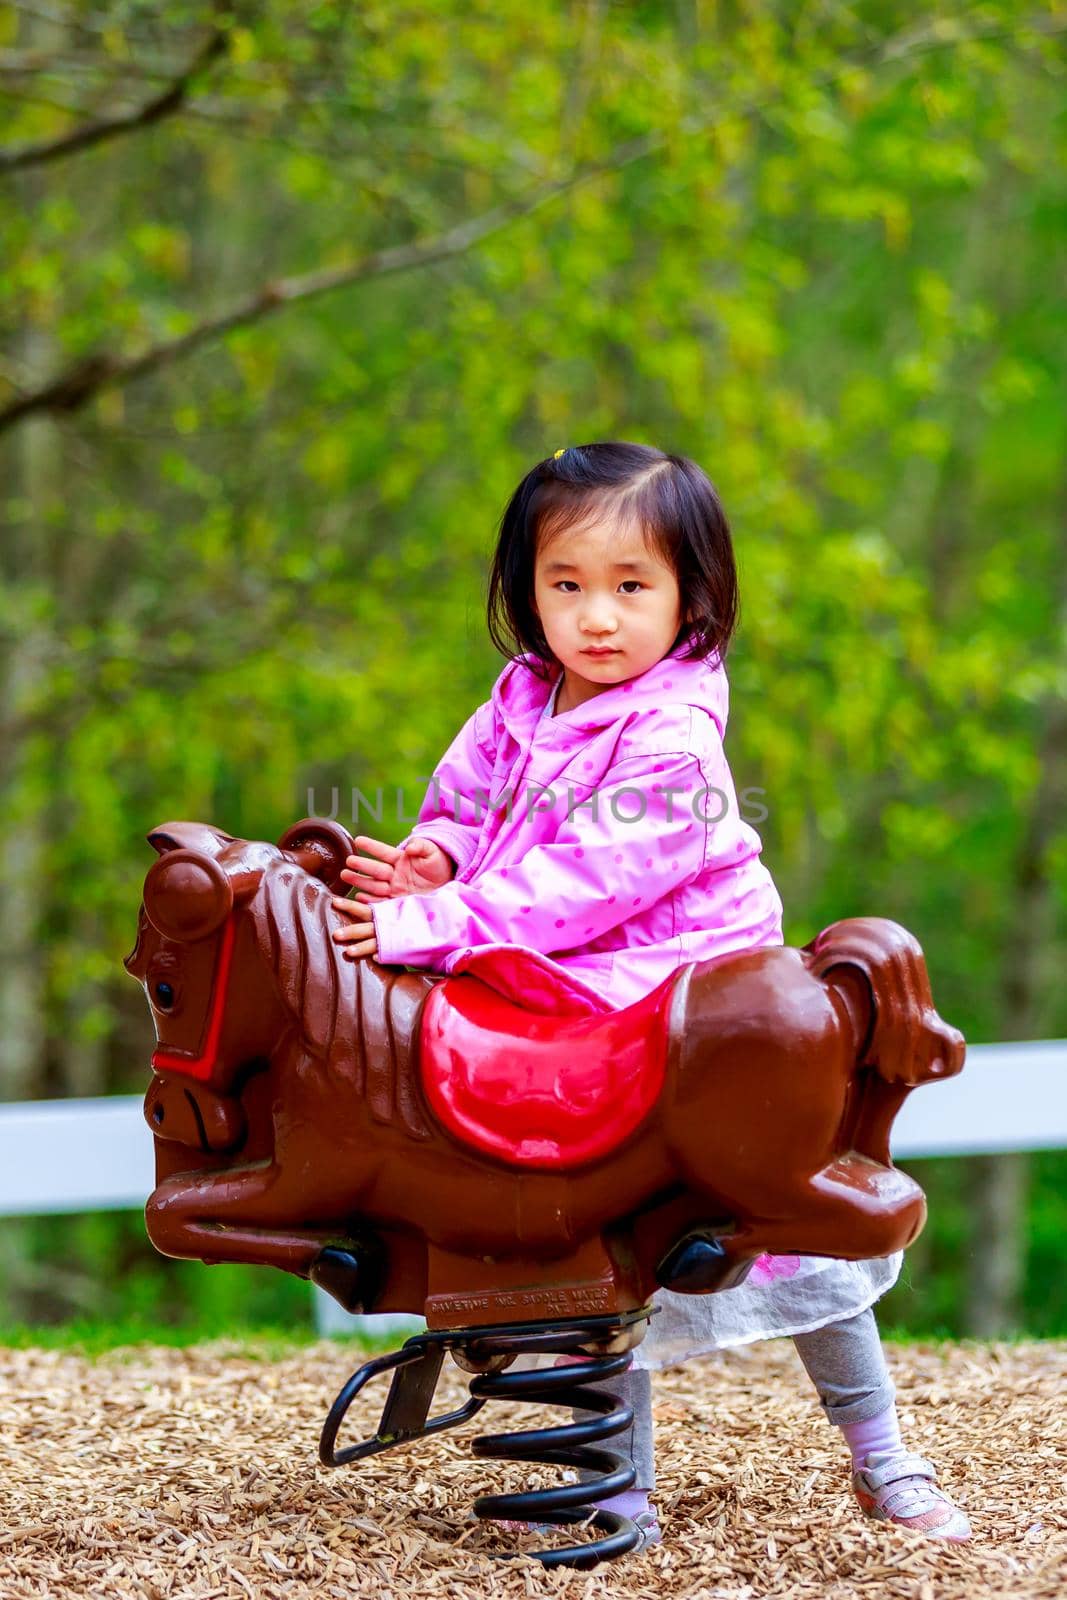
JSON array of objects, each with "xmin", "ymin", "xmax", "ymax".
[{"xmin": 580, "ymin": 609, "xmax": 618, "ymax": 634}]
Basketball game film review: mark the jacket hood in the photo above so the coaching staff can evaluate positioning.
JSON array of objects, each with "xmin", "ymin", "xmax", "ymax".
[{"xmin": 492, "ymin": 627, "xmax": 729, "ymax": 744}]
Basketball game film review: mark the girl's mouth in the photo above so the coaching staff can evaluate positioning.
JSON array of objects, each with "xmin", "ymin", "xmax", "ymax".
[{"xmin": 582, "ymin": 647, "xmax": 619, "ymax": 657}]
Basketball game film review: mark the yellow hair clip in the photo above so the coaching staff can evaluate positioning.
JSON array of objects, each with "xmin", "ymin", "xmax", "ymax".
[{"xmin": 553, "ymin": 447, "xmax": 567, "ymax": 459}]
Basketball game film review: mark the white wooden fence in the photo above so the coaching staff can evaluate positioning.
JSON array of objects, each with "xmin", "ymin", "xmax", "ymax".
[{"xmin": 1, "ymin": 1039, "xmax": 1063, "ymax": 1336}]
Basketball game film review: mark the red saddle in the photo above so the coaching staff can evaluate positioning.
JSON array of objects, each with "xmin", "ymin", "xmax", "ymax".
[{"xmin": 418, "ymin": 948, "xmax": 676, "ymax": 1169}]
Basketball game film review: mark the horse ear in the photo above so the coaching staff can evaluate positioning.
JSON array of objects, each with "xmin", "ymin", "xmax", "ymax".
[
  {"xmin": 276, "ymin": 817, "xmax": 353, "ymax": 894},
  {"xmin": 147, "ymin": 822, "xmax": 235, "ymax": 859},
  {"xmin": 147, "ymin": 829, "xmax": 181, "ymax": 855},
  {"xmin": 123, "ymin": 905, "xmax": 151, "ymax": 976},
  {"xmin": 142, "ymin": 849, "xmax": 234, "ymax": 942}
]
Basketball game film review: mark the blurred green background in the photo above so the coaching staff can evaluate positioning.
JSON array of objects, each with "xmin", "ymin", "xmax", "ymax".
[{"xmin": 1, "ymin": 2, "xmax": 1064, "ymax": 1344}]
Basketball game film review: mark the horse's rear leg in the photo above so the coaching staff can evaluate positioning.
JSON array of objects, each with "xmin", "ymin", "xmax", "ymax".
[
  {"xmin": 659, "ymin": 1156, "xmax": 925, "ymax": 1293},
  {"xmin": 729, "ymin": 1156, "xmax": 925, "ymax": 1262}
]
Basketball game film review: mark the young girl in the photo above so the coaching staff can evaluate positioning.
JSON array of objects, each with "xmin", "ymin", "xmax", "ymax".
[{"xmin": 331, "ymin": 442, "xmax": 970, "ymax": 1549}]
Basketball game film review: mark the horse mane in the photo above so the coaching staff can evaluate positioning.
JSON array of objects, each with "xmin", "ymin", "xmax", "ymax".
[{"xmin": 247, "ymin": 857, "xmax": 433, "ymax": 1140}]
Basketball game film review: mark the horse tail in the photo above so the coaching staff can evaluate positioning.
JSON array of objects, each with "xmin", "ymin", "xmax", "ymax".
[{"xmin": 803, "ymin": 916, "xmax": 966, "ymax": 1089}]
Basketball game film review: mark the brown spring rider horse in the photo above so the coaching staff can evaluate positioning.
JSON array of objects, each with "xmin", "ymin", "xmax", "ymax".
[{"xmin": 126, "ymin": 817, "xmax": 965, "ymax": 1332}]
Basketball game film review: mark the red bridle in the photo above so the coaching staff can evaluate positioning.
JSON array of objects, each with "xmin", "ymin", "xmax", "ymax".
[{"xmin": 149, "ymin": 914, "xmax": 238, "ymax": 1084}]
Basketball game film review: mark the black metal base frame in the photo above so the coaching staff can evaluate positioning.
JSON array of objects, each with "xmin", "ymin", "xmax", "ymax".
[{"xmin": 320, "ymin": 1306, "xmax": 656, "ymax": 1570}]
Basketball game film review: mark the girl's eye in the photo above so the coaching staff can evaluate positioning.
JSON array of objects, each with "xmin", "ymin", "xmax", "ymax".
[{"xmin": 553, "ymin": 580, "xmax": 644, "ymax": 594}]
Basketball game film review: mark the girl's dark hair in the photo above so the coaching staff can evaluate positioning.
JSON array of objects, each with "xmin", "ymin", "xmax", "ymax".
[{"xmin": 487, "ymin": 441, "xmax": 739, "ymax": 680}]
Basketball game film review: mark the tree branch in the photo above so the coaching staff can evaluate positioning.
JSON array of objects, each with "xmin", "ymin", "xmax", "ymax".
[
  {"xmin": 0, "ymin": 155, "xmax": 613, "ymax": 433},
  {"xmin": 2, "ymin": 13, "xmax": 1063, "ymax": 435},
  {"xmin": 0, "ymin": 26, "xmax": 226, "ymax": 175}
]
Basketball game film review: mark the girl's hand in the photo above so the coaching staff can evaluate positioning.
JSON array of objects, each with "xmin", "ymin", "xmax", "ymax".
[
  {"xmin": 330, "ymin": 898, "xmax": 378, "ymax": 960},
  {"xmin": 340, "ymin": 834, "xmax": 455, "ymax": 900}
]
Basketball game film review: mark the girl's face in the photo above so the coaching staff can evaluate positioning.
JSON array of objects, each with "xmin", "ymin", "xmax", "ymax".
[{"xmin": 532, "ymin": 509, "xmax": 688, "ymax": 707}]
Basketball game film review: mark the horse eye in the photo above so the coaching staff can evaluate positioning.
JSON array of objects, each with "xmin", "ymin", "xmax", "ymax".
[{"xmin": 154, "ymin": 981, "xmax": 175, "ymax": 1010}]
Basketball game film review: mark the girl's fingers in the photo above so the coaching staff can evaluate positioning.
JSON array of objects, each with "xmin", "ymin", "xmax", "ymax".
[
  {"xmin": 331, "ymin": 899, "xmax": 376, "ymax": 928},
  {"xmin": 343, "ymin": 856, "xmax": 392, "ymax": 883},
  {"xmin": 341, "ymin": 869, "xmax": 391, "ymax": 895},
  {"xmin": 342, "ymin": 939, "xmax": 377, "ymax": 960},
  {"xmin": 351, "ymin": 836, "xmax": 401, "ymax": 865},
  {"xmin": 330, "ymin": 905, "xmax": 377, "ymax": 957}
]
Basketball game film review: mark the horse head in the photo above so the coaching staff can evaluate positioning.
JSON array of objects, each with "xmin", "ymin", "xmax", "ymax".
[{"xmin": 126, "ymin": 816, "xmax": 355, "ymax": 1152}]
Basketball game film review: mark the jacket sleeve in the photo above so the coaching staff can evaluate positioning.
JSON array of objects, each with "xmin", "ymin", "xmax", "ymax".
[
  {"xmin": 372, "ymin": 747, "xmax": 710, "ymax": 968},
  {"xmin": 396, "ymin": 699, "xmax": 499, "ymax": 876}
]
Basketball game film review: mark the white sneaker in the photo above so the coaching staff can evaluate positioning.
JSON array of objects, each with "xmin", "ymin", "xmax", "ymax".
[{"xmin": 852, "ymin": 1451, "xmax": 971, "ymax": 1541}]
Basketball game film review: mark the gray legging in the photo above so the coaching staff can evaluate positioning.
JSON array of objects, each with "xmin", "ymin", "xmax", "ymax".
[{"xmin": 573, "ymin": 1306, "xmax": 895, "ymax": 1491}]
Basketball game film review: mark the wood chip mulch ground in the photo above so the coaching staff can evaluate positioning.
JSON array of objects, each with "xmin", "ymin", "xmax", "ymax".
[{"xmin": 1, "ymin": 1337, "xmax": 1064, "ymax": 1599}]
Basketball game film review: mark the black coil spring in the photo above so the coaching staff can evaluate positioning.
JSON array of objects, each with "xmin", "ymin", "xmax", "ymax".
[{"xmin": 467, "ymin": 1348, "xmax": 644, "ymax": 1568}]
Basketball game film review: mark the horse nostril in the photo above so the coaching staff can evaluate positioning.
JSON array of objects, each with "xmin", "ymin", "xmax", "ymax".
[{"xmin": 152, "ymin": 1103, "xmax": 165, "ymax": 1125}]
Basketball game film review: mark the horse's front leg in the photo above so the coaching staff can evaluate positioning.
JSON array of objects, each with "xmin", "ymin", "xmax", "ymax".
[{"xmin": 146, "ymin": 1164, "xmax": 381, "ymax": 1311}]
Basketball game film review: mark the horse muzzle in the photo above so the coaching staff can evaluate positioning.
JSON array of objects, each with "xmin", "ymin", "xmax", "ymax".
[
  {"xmin": 144, "ymin": 1074, "xmax": 247, "ymax": 1154},
  {"xmin": 927, "ymin": 1019, "xmax": 966, "ymax": 1079}
]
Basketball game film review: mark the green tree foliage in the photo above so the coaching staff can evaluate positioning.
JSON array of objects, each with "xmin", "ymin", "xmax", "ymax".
[{"xmin": 1, "ymin": 2, "xmax": 1064, "ymax": 1334}]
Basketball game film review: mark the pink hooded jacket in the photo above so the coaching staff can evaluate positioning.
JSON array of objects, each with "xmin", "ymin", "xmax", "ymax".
[{"xmin": 370, "ymin": 630, "xmax": 784, "ymax": 1011}]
